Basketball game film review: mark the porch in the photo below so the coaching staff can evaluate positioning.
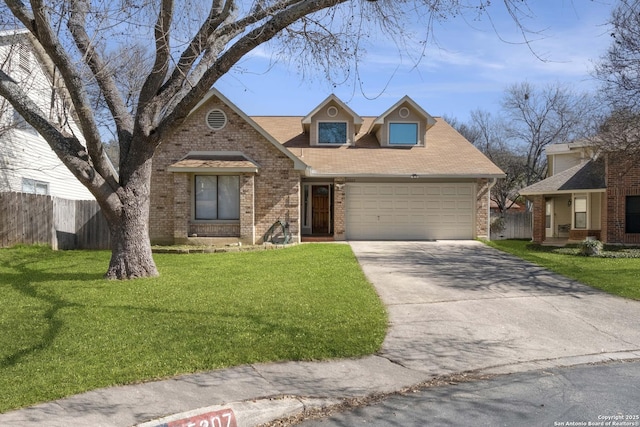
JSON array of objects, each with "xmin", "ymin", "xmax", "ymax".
[{"xmin": 534, "ymin": 192, "xmax": 604, "ymax": 245}]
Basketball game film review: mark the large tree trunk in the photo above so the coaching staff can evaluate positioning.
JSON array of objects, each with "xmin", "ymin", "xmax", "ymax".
[
  {"xmin": 106, "ymin": 212, "xmax": 158, "ymax": 280},
  {"xmin": 104, "ymin": 155, "xmax": 159, "ymax": 280}
]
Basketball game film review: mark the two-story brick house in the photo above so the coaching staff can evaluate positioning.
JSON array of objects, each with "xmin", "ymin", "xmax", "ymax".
[
  {"xmin": 520, "ymin": 141, "xmax": 640, "ymax": 245},
  {"xmin": 149, "ymin": 89, "xmax": 505, "ymax": 245}
]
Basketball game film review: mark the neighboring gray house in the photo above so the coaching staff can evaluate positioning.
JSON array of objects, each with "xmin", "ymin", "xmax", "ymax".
[{"xmin": 0, "ymin": 29, "xmax": 94, "ymax": 200}]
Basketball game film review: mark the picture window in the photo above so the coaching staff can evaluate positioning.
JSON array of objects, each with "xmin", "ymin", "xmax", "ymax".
[
  {"xmin": 389, "ymin": 123, "xmax": 418, "ymax": 145},
  {"xmin": 318, "ymin": 122, "xmax": 347, "ymax": 144},
  {"xmin": 194, "ymin": 175, "xmax": 240, "ymax": 220}
]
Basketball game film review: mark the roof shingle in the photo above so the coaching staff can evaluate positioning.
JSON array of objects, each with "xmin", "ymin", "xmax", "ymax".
[
  {"xmin": 520, "ymin": 159, "xmax": 606, "ymax": 195},
  {"xmin": 251, "ymin": 116, "xmax": 504, "ymax": 178}
]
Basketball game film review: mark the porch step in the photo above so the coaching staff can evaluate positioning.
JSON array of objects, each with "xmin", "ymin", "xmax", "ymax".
[{"xmin": 301, "ymin": 236, "xmax": 335, "ymax": 242}]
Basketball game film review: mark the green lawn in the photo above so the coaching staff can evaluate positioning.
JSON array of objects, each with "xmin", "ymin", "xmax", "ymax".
[
  {"xmin": 485, "ymin": 240, "xmax": 640, "ymax": 300},
  {"xmin": 0, "ymin": 244, "xmax": 387, "ymax": 413}
]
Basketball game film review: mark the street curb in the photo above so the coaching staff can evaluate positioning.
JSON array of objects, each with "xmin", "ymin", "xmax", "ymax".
[
  {"xmin": 135, "ymin": 397, "xmax": 340, "ymax": 427},
  {"xmin": 477, "ymin": 350, "xmax": 640, "ymax": 376}
]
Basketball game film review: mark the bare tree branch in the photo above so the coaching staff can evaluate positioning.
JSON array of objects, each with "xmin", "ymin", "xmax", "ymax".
[
  {"xmin": 68, "ymin": 0, "xmax": 133, "ymax": 158},
  {"xmin": 5, "ymin": 0, "xmax": 118, "ymax": 191}
]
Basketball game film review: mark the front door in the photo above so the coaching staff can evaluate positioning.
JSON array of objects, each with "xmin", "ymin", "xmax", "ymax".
[{"xmin": 312, "ymin": 185, "xmax": 330, "ymax": 234}]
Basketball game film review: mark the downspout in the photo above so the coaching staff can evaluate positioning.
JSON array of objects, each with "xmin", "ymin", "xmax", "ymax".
[{"xmin": 486, "ymin": 178, "xmax": 498, "ymax": 241}]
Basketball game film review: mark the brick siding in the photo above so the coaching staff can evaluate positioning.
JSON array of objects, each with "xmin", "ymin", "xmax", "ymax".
[
  {"xmin": 531, "ymin": 195, "xmax": 545, "ymax": 244},
  {"xmin": 150, "ymin": 97, "xmax": 300, "ymax": 245},
  {"xmin": 569, "ymin": 229, "xmax": 601, "ymax": 241},
  {"xmin": 333, "ymin": 179, "xmax": 346, "ymax": 240},
  {"xmin": 476, "ymin": 178, "xmax": 490, "ymax": 239},
  {"xmin": 604, "ymin": 155, "xmax": 640, "ymax": 244}
]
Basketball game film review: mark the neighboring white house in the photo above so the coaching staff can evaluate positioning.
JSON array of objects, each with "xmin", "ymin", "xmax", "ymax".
[{"xmin": 0, "ymin": 29, "xmax": 94, "ymax": 200}]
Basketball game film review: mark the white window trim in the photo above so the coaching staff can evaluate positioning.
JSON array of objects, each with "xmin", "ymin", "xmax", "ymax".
[
  {"xmin": 317, "ymin": 120, "xmax": 349, "ymax": 145},
  {"xmin": 22, "ymin": 178, "xmax": 49, "ymax": 195},
  {"xmin": 572, "ymin": 194, "xmax": 589, "ymax": 230},
  {"xmin": 388, "ymin": 121, "xmax": 421, "ymax": 146}
]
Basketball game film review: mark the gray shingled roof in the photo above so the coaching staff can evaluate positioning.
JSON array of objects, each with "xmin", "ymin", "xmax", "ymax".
[{"xmin": 520, "ymin": 159, "xmax": 606, "ymax": 195}]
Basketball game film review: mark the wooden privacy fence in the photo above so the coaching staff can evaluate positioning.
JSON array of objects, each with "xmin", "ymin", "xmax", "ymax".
[
  {"xmin": 490, "ymin": 210, "xmax": 532, "ymax": 240},
  {"xmin": 0, "ymin": 192, "xmax": 110, "ymax": 249}
]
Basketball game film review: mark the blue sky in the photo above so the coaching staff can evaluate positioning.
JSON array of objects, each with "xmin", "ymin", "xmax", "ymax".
[{"xmin": 216, "ymin": 0, "xmax": 615, "ymax": 122}]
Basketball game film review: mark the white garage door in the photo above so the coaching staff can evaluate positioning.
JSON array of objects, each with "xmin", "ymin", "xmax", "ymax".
[{"xmin": 346, "ymin": 183, "xmax": 475, "ymax": 240}]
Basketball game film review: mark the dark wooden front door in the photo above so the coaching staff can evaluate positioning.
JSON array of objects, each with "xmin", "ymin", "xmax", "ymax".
[{"xmin": 312, "ymin": 185, "xmax": 330, "ymax": 234}]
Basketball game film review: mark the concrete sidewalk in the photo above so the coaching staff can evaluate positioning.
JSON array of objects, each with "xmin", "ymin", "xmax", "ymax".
[{"xmin": 2, "ymin": 241, "xmax": 639, "ymax": 427}]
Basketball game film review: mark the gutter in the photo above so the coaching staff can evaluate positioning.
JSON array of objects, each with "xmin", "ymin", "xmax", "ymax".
[
  {"xmin": 519, "ymin": 188, "xmax": 607, "ymax": 197},
  {"xmin": 303, "ymin": 170, "xmax": 506, "ymax": 179},
  {"xmin": 486, "ymin": 177, "xmax": 498, "ymax": 241}
]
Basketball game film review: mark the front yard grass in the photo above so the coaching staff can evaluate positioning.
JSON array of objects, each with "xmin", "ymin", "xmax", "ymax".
[
  {"xmin": 485, "ymin": 240, "xmax": 640, "ymax": 300},
  {"xmin": 0, "ymin": 244, "xmax": 387, "ymax": 413}
]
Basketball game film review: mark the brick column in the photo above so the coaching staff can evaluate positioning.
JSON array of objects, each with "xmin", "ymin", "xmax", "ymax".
[
  {"xmin": 239, "ymin": 174, "xmax": 255, "ymax": 244},
  {"xmin": 476, "ymin": 179, "xmax": 489, "ymax": 239},
  {"xmin": 173, "ymin": 173, "xmax": 189, "ymax": 243},
  {"xmin": 531, "ymin": 195, "xmax": 545, "ymax": 243},
  {"xmin": 333, "ymin": 178, "xmax": 346, "ymax": 240}
]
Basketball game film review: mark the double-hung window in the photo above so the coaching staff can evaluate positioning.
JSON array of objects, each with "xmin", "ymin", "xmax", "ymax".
[
  {"xmin": 389, "ymin": 123, "xmax": 419, "ymax": 145},
  {"xmin": 194, "ymin": 175, "xmax": 240, "ymax": 220},
  {"xmin": 318, "ymin": 122, "xmax": 347, "ymax": 144},
  {"xmin": 574, "ymin": 196, "xmax": 587, "ymax": 229},
  {"xmin": 626, "ymin": 196, "xmax": 640, "ymax": 233}
]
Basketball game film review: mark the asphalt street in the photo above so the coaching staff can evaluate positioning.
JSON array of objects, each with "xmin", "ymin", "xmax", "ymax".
[{"xmin": 297, "ymin": 359, "xmax": 640, "ymax": 427}]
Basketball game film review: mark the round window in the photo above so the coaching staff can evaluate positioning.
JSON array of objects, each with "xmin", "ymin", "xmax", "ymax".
[
  {"xmin": 327, "ymin": 106, "xmax": 338, "ymax": 118},
  {"xmin": 399, "ymin": 107, "xmax": 410, "ymax": 118},
  {"xmin": 206, "ymin": 109, "xmax": 227, "ymax": 130}
]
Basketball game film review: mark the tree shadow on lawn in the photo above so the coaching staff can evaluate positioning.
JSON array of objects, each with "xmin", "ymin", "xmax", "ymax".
[
  {"xmin": 1, "ymin": 261, "xmax": 334, "ymax": 374},
  {"xmin": 0, "ymin": 254, "xmax": 104, "ymax": 370},
  {"xmin": 355, "ymin": 242, "xmax": 601, "ymax": 298}
]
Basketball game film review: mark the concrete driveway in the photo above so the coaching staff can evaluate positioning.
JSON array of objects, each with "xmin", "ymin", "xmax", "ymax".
[{"xmin": 349, "ymin": 241, "xmax": 640, "ymax": 375}]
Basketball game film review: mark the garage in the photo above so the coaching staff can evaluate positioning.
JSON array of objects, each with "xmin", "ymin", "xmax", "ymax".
[{"xmin": 345, "ymin": 182, "xmax": 475, "ymax": 240}]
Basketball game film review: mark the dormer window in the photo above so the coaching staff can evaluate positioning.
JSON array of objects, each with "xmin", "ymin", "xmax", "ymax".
[
  {"xmin": 318, "ymin": 121, "xmax": 348, "ymax": 144},
  {"xmin": 389, "ymin": 122, "xmax": 419, "ymax": 145},
  {"xmin": 302, "ymin": 95, "xmax": 362, "ymax": 146}
]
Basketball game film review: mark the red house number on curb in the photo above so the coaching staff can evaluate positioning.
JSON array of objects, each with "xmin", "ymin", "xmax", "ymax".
[{"xmin": 159, "ymin": 408, "xmax": 237, "ymax": 427}]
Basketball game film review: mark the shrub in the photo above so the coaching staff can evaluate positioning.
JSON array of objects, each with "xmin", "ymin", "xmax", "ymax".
[
  {"xmin": 579, "ymin": 238, "xmax": 603, "ymax": 256},
  {"xmin": 491, "ymin": 216, "xmax": 506, "ymax": 235}
]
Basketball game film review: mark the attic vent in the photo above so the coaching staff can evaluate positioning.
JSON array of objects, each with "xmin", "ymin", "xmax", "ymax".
[
  {"xmin": 206, "ymin": 109, "xmax": 227, "ymax": 130},
  {"xmin": 399, "ymin": 107, "xmax": 410, "ymax": 119},
  {"xmin": 327, "ymin": 106, "xmax": 338, "ymax": 118},
  {"xmin": 18, "ymin": 44, "xmax": 31, "ymax": 71}
]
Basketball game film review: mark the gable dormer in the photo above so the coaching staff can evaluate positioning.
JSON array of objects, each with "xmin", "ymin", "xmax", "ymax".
[
  {"xmin": 368, "ymin": 96, "xmax": 436, "ymax": 147},
  {"xmin": 302, "ymin": 94, "xmax": 363, "ymax": 146}
]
